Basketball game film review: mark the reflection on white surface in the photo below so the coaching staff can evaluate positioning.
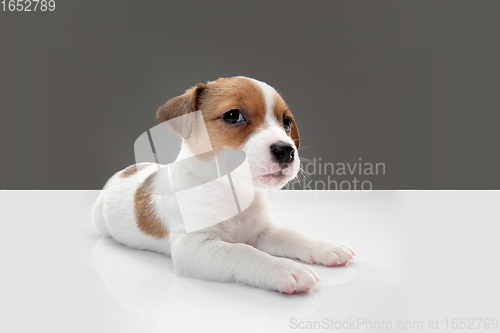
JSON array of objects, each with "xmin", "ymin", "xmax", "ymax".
[
  {"xmin": 92, "ymin": 236, "xmax": 357, "ymax": 332},
  {"xmin": 93, "ymin": 237, "xmax": 330, "ymax": 332},
  {"xmin": 1, "ymin": 191, "xmax": 499, "ymax": 333}
]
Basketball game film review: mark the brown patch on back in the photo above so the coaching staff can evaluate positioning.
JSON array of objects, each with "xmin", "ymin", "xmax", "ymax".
[
  {"xmin": 134, "ymin": 173, "xmax": 168, "ymax": 239},
  {"xmin": 120, "ymin": 163, "xmax": 153, "ymax": 178},
  {"xmin": 273, "ymin": 91, "xmax": 300, "ymax": 148}
]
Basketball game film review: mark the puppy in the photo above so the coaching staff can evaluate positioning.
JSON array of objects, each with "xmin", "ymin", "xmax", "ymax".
[{"xmin": 92, "ymin": 76, "xmax": 355, "ymax": 294}]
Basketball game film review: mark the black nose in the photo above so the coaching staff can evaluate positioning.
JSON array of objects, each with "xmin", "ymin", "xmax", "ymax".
[{"xmin": 271, "ymin": 141, "xmax": 295, "ymax": 164}]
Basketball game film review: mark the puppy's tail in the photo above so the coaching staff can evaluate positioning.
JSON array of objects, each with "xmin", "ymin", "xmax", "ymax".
[{"xmin": 91, "ymin": 188, "xmax": 112, "ymax": 238}]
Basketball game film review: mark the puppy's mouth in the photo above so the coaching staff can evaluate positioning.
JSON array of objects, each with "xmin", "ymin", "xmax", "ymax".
[
  {"xmin": 261, "ymin": 164, "xmax": 294, "ymax": 179},
  {"xmin": 253, "ymin": 161, "xmax": 297, "ymax": 189},
  {"xmin": 262, "ymin": 170, "xmax": 287, "ymax": 178}
]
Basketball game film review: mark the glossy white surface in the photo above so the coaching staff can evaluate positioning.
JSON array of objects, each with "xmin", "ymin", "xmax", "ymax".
[{"xmin": 0, "ymin": 191, "xmax": 498, "ymax": 333}]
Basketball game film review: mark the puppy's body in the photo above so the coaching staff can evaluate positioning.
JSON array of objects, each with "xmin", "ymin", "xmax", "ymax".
[{"xmin": 92, "ymin": 77, "xmax": 354, "ymax": 293}]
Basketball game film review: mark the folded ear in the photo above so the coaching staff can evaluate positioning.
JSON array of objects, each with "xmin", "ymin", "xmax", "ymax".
[
  {"xmin": 156, "ymin": 83, "xmax": 207, "ymax": 123},
  {"xmin": 291, "ymin": 120, "xmax": 300, "ymax": 149}
]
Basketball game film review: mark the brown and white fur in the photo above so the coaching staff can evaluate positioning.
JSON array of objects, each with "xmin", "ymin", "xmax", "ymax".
[{"xmin": 91, "ymin": 76, "xmax": 355, "ymax": 294}]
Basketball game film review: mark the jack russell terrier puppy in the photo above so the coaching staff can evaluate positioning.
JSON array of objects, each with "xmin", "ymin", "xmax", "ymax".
[{"xmin": 92, "ymin": 76, "xmax": 355, "ymax": 294}]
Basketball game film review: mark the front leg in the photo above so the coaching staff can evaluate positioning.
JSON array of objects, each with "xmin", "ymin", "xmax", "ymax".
[
  {"xmin": 252, "ymin": 223, "xmax": 355, "ymax": 267},
  {"xmin": 170, "ymin": 234, "xmax": 320, "ymax": 293}
]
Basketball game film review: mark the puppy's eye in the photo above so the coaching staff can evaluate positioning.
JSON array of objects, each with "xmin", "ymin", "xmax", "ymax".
[
  {"xmin": 283, "ymin": 116, "xmax": 292, "ymax": 132},
  {"xmin": 222, "ymin": 109, "xmax": 245, "ymax": 124}
]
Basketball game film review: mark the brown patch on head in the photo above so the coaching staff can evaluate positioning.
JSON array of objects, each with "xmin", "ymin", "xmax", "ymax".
[
  {"xmin": 198, "ymin": 77, "xmax": 269, "ymax": 149},
  {"xmin": 273, "ymin": 92, "xmax": 300, "ymax": 148},
  {"xmin": 156, "ymin": 77, "xmax": 269, "ymax": 149},
  {"xmin": 120, "ymin": 163, "xmax": 154, "ymax": 178},
  {"xmin": 134, "ymin": 173, "xmax": 168, "ymax": 239}
]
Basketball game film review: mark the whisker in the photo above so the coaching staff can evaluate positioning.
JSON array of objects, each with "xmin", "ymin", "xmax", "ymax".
[
  {"xmin": 294, "ymin": 171, "xmax": 302, "ymax": 186},
  {"xmin": 298, "ymin": 167, "xmax": 312, "ymax": 182}
]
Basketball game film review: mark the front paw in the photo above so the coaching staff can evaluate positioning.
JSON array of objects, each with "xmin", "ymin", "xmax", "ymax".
[
  {"xmin": 303, "ymin": 241, "xmax": 356, "ymax": 267},
  {"xmin": 263, "ymin": 258, "xmax": 321, "ymax": 294}
]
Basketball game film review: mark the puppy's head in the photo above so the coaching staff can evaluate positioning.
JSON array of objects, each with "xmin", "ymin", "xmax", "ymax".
[{"xmin": 157, "ymin": 76, "xmax": 300, "ymax": 191}]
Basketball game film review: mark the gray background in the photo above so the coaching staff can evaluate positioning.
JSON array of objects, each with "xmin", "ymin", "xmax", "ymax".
[{"xmin": 1, "ymin": 0, "xmax": 499, "ymax": 189}]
